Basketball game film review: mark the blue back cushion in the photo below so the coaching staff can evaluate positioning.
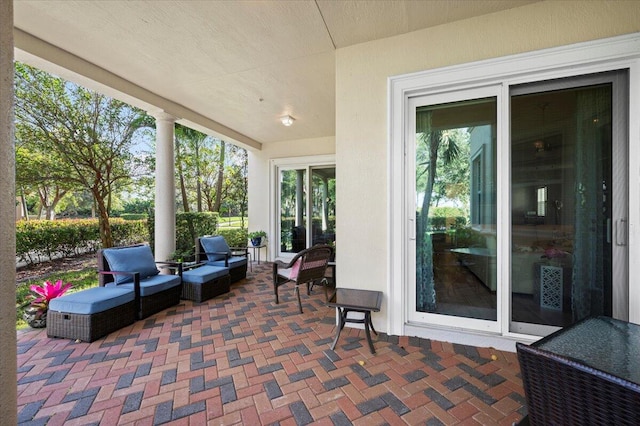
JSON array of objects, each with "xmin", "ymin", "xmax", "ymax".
[
  {"xmin": 102, "ymin": 245, "xmax": 159, "ymax": 284},
  {"xmin": 200, "ymin": 236, "xmax": 231, "ymax": 262}
]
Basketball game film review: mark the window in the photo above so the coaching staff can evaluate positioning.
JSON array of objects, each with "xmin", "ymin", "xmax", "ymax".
[{"xmin": 536, "ymin": 186, "xmax": 547, "ymax": 217}]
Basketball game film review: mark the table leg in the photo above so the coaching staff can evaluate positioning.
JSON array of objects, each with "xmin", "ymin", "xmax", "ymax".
[
  {"xmin": 330, "ymin": 307, "xmax": 346, "ymax": 351},
  {"xmin": 367, "ymin": 312, "xmax": 378, "ymax": 336},
  {"xmin": 364, "ymin": 311, "xmax": 376, "ymax": 354}
]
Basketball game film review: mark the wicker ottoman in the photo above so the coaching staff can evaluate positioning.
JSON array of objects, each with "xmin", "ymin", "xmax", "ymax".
[
  {"xmin": 181, "ymin": 265, "xmax": 230, "ymax": 302},
  {"xmin": 47, "ymin": 286, "xmax": 136, "ymax": 342}
]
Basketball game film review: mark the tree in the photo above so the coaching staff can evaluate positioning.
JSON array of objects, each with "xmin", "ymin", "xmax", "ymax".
[
  {"xmin": 15, "ymin": 144, "xmax": 70, "ymax": 219},
  {"xmin": 213, "ymin": 140, "xmax": 226, "ymax": 212},
  {"xmin": 173, "ymin": 130, "xmax": 248, "ymax": 219},
  {"xmin": 14, "ymin": 62, "xmax": 149, "ymax": 247},
  {"xmin": 224, "ymin": 145, "xmax": 248, "ymax": 226},
  {"xmin": 175, "ymin": 124, "xmax": 208, "ymax": 212},
  {"xmin": 415, "ymin": 110, "xmax": 463, "ymax": 312}
]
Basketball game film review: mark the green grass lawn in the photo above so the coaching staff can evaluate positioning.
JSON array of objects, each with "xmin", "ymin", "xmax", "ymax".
[
  {"xmin": 16, "ymin": 267, "xmax": 98, "ymax": 330},
  {"xmin": 218, "ymin": 216, "xmax": 246, "ymax": 229}
]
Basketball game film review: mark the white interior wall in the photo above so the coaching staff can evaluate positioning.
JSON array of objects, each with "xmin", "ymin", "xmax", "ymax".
[{"xmin": 335, "ymin": 0, "xmax": 640, "ymax": 336}]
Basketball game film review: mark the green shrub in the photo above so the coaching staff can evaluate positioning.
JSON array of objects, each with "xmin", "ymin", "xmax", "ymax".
[
  {"xmin": 119, "ymin": 213, "xmax": 148, "ymax": 220},
  {"xmin": 428, "ymin": 207, "xmax": 468, "ymax": 231},
  {"xmin": 148, "ymin": 211, "xmax": 222, "ymax": 260},
  {"xmin": 454, "ymin": 227, "xmax": 487, "ymax": 248},
  {"xmin": 111, "ymin": 219, "xmax": 149, "ymax": 246},
  {"xmin": 16, "ymin": 219, "xmax": 148, "ymax": 264},
  {"xmin": 217, "ymin": 227, "xmax": 248, "ymax": 248}
]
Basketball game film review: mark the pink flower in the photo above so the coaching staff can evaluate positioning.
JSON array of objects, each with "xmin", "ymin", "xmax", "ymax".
[
  {"xmin": 543, "ymin": 247, "xmax": 569, "ymax": 259},
  {"xmin": 29, "ymin": 279, "xmax": 72, "ymax": 312}
]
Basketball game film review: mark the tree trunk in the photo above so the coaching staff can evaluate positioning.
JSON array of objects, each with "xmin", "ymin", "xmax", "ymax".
[
  {"xmin": 176, "ymin": 140, "xmax": 190, "ymax": 212},
  {"xmin": 195, "ymin": 139, "xmax": 202, "ymax": 212},
  {"xmin": 20, "ymin": 190, "xmax": 29, "ymax": 221},
  {"xmin": 417, "ymin": 130, "xmax": 440, "ymax": 312},
  {"xmin": 213, "ymin": 140, "xmax": 225, "ymax": 212},
  {"xmin": 419, "ymin": 130, "xmax": 440, "ymax": 233},
  {"xmin": 95, "ymin": 196, "xmax": 113, "ymax": 248},
  {"xmin": 38, "ymin": 187, "xmax": 66, "ymax": 220}
]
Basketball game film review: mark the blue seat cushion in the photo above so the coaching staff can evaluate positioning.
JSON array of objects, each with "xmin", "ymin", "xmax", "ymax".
[
  {"xmin": 118, "ymin": 274, "xmax": 181, "ymax": 297},
  {"xmin": 49, "ymin": 286, "xmax": 135, "ymax": 315},
  {"xmin": 207, "ymin": 256, "xmax": 248, "ymax": 268},
  {"xmin": 182, "ymin": 265, "xmax": 229, "ymax": 285},
  {"xmin": 102, "ymin": 245, "xmax": 159, "ymax": 284},
  {"xmin": 200, "ymin": 236, "xmax": 231, "ymax": 262}
]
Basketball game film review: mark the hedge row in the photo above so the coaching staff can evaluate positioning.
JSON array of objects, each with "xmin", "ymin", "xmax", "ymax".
[
  {"xmin": 17, "ymin": 213, "xmax": 249, "ymax": 265},
  {"xmin": 16, "ymin": 219, "xmax": 149, "ymax": 264}
]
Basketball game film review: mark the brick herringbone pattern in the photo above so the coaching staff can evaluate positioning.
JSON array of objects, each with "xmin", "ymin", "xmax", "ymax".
[{"xmin": 17, "ymin": 262, "xmax": 527, "ymax": 425}]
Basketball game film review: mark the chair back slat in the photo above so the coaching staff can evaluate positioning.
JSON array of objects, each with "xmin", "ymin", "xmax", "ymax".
[{"xmin": 295, "ymin": 246, "xmax": 332, "ymax": 284}]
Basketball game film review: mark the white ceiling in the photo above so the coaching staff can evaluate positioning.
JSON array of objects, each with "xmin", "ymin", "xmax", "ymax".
[{"xmin": 13, "ymin": 0, "xmax": 538, "ymax": 149}]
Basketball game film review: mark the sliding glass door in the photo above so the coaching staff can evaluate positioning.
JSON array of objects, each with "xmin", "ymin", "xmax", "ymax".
[
  {"xmin": 408, "ymin": 88, "xmax": 499, "ymax": 332},
  {"xmin": 510, "ymin": 71, "xmax": 629, "ymax": 336},
  {"xmin": 277, "ymin": 159, "xmax": 335, "ymax": 258},
  {"xmin": 406, "ymin": 71, "xmax": 629, "ymax": 338}
]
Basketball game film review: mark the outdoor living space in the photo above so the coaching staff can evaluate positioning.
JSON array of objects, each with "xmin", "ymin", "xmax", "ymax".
[
  {"xmin": 17, "ymin": 263, "xmax": 526, "ymax": 425},
  {"xmin": 5, "ymin": 2, "xmax": 640, "ymax": 424}
]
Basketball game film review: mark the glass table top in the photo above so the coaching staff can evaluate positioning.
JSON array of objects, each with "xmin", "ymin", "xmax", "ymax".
[{"xmin": 535, "ymin": 316, "xmax": 640, "ymax": 385}]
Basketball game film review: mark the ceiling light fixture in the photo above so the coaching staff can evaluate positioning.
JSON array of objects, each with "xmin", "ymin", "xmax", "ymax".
[{"xmin": 281, "ymin": 115, "xmax": 295, "ymax": 126}]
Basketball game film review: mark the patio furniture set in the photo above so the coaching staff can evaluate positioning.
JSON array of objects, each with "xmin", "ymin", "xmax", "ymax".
[
  {"xmin": 46, "ymin": 236, "xmax": 248, "ymax": 343},
  {"xmin": 47, "ymin": 240, "xmax": 383, "ymax": 356}
]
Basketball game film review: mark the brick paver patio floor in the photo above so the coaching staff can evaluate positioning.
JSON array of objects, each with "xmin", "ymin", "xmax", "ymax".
[{"xmin": 17, "ymin": 262, "xmax": 527, "ymax": 425}]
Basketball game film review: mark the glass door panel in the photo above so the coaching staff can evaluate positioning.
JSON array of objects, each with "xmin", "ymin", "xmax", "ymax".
[
  {"xmin": 280, "ymin": 169, "xmax": 307, "ymax": 253},
  {"xmin": 414, "ymin": 96, "xmax": 498, "ymax": 323},
  {"xmin": 311, "ymin": 167, "xmax": 336, "ymax": 248},
  {"xmin": 510, "ymin": 71, "xmax": 628, "ymax": 335}
]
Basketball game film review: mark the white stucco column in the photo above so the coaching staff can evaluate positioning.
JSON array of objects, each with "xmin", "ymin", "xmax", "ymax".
[
  {"xmin": 0, "ymin": 0, "xmax": 17, "ymax": 423},
  {"xmin": 152, "ymin": 111, "xmax": 176, "ymax": 261}
]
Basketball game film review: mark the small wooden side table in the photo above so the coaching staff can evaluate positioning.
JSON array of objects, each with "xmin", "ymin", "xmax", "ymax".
[{"xmin": 326, "ymin": 288, "xmax": 382, "ymax": 354}]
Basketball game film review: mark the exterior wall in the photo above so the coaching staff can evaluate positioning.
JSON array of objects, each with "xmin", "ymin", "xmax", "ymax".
[
  {"xmin": 335, "ymin": 1, "xmax": 640, "ymax": 335},
  {"xmin": 248, "ymin": 136, "xmax": 335, "ymax": 261},
  {"xmin": 0, "ymin": 0, "xmax": 17, "ymax": 422}
]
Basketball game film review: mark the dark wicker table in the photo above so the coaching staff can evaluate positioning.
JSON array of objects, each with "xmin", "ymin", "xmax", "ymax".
[
  {"xmin": 326, "ymin": 288, "xmax": 382, "ymax": 354},
  {"xmin": 517, "ymin": 316, "xmax": 640, "ymax": 425}
]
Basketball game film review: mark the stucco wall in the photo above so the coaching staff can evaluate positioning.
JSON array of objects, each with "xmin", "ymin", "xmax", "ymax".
[
  {"xmin": 248, "ymin": 136, "xmax": 335, "ymax": 261},
  {"xmin": 0, "ymin": 0, "xmax": 16, "ymax": 422},
  {"xmin": 335, "ymin": 1, "xmax": 640, "ymax": 332}
]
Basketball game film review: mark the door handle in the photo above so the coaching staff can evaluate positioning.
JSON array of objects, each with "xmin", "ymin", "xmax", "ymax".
[
  {"xmin": 616, "ymin": 218, "xmax": 627, "ymax": 247},
  {"xmin": 409, "ymin": 218, "xmax": 416, "ymax": 240}
]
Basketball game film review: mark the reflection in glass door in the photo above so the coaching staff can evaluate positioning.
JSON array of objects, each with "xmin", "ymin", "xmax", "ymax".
[
  {"xmin": 413, "ymin": 96, "xmax": 497, "ymax": 324},
  {"xmin": 278, "ymin": 165, "xmax": 336, "ymax": 256},
  {"xmin": 280, "ymin": 169, "xmax": 307, "ymax": 253},
  {"xmin": 310, "ymin": 167, "xmax": 336, "ymax": 248},
  {"xmin": 510, "ymin": 71, "xmax": 628, "ymax": 336}
]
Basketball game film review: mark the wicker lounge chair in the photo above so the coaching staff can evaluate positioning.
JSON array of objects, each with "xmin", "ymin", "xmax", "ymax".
[
  {"xmin": 273, "ymin": 244, "xmax": 333, "ymax": 313},
  {"xmin": 195, "ymin": 236, "xmax": 248, "ymax": 283},
  {"xmin": 97, "ymin": 244, "xmax": 182, "ymax": 319}
]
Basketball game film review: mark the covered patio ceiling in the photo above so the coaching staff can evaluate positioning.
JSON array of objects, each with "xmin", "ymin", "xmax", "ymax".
[{"xmin": 13, "ymin": 0, "xmax": 539, "ymax": 150}]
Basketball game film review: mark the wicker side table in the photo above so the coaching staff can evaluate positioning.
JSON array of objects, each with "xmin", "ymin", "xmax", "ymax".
[{"xmin": 517, "ymin": 316, "xmax": 640, "ymax": 425}]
